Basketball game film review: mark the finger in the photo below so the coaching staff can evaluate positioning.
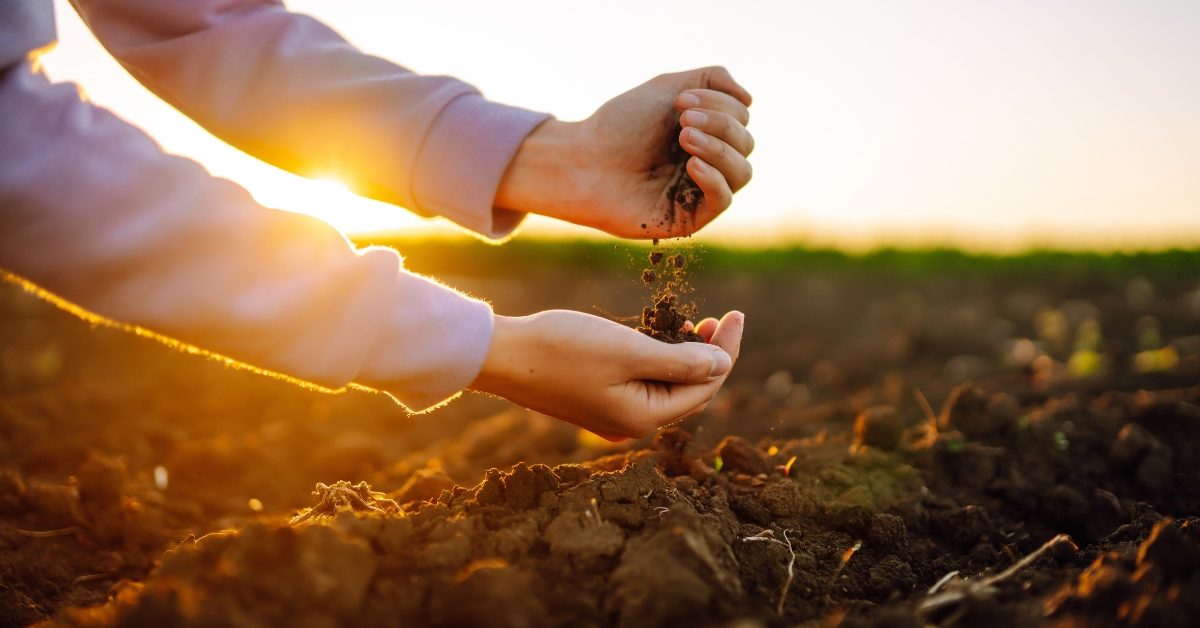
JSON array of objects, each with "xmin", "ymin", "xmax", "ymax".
[
  {"xmin": 632, "ymin": 335, "xmax": 732, "ymax": 384},
  {"xmin": 591, "ymin": 430, "xmax": 629, "ymax": 443},
  {"xmin": 682, "ymin": 320, "xmax": 695, "ymax": 333},
  {"xmin": 710, "ymin": 311, "xmax": 745, "ymax": 363},
  {"xmin": 676, "ymin": 88, "xmax": 750, "ymax": 126},
  {"xmin": 686, "ymin": 156, "xmax": 732, "ymax": 216},
  {"xmin": 680, "ymin": 127, "xmax": 752, "ymax": 191},
  {"xmin": 695, "ymin": 317, "xmax": 719, "ymax": 343},
  {"xmin": 680, "ymin": 109, "xmax": 755, "ymax": 157},
  {"xmin": 702, "ymin": 66, "xmax": 753, "ymax": 107},
  {"xmin": 646, "ymin": 379, "xmax": 722, "ymax": 426}
]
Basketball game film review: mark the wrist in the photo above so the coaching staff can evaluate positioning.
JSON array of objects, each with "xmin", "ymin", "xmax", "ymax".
[
  {"xmin": 469, "ymin": 314, "xmax": 526, "ymax": 396},
  {"xmin": 494, "ymin": 120, "xmax": 585, "ymax": 221}
]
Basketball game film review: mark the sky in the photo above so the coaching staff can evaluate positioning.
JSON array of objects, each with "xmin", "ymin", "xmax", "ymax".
[{"xmin": 42, "ymin": 0, "xmax": 1200, "ymax": 251}]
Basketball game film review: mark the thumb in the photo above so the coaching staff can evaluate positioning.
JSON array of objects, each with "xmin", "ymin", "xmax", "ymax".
[
  {"xmin": 633, "ymin": 337, "xmax": 732, "ymax": 384},
  {"xmin": 709, "ymin": 311, "xmax": 745, "ymax": 363}
]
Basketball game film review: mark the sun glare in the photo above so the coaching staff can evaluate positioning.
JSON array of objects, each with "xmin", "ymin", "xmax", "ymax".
[{"xmin": 245, "ymin": 173, "xmax": 428, "ymax": 236}]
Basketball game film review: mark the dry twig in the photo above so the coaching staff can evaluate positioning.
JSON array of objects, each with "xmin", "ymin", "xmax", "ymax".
[
  {"xmin": 742, "ymin": 528, "xmax": 798, "ymax": 615},
  {"xmin": 917, "ymin": 534, "xmax": 1076, "ymax": 619}
]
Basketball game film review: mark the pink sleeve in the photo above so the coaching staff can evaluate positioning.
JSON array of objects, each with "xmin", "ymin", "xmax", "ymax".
[
  {"xmin": 0, "ymin": 62, "xmax": 493, "ymax": 411},
  {"xmin": 69, "ymin": 0, "xmax": 551, "ymax": 238}
]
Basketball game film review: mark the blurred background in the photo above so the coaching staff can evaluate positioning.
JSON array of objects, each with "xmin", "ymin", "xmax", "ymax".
[{"xmin": 43, "ymin": 0, "xmax": 1200, "ymax": 251}]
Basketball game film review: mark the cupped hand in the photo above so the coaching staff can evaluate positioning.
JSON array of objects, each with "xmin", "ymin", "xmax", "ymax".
[
  {"xmin": 470, "ymin": 309, "xmax": 744, "ymax": 440},
  {"xmin": 495, "ymin": 66, "xmax": 753, "ymax": 240}
]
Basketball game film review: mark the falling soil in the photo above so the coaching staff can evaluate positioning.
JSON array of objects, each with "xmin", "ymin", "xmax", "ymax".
[
  {"xmin": 3, "ymin": 257, "xmax": 1200, "ymax": 627},
  {"xmin": 636, "ymin": 248, "xmax": 704, "ymax": 344}
]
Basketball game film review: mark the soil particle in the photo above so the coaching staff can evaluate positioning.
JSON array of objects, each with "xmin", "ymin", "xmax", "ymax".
[
  {"xmin": 713, "ymin": 436, "xmax": 767, "ymax": 475},
  {"xmin": 637, "ymin": 292, "xmax": 704, "ymax": 344},
  {"xmin": 648, "ymin": 251, "xmax": 663, "ymax": 266},
  {"xmin": 854, "ymin": 406, "xmax": 905, "ymax": 451},
  {"xmin": 641, "ymin": 269, "xmax": 656, "ymax": 284},
  {"xmin": 939, "ymin": 383, "xmax": 1008, "ymax": 439}
]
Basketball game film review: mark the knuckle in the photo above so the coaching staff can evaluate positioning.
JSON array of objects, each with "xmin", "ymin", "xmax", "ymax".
[
  {"xmin": 715, "ymin": 190, "xmax": 732, "ymax": 211},
  {"xmin": 709, "ymin": 137, "xmax": 728, "ymax": 159},
  {"xmin": 682, "ymin": 357, "xmax": 706, "ymax": 380}
]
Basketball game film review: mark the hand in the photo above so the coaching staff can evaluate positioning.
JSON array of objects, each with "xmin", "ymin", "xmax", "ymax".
[
  {"xmin": 495, "ymin": 67, "xmax": 753, "ymax": 239},
  {"xmin": 469, "ymin": 309, "xmax": 744, "ymax": 440}
]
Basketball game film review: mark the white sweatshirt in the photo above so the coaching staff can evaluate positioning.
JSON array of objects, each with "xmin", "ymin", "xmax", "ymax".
[{"xmin": 0, "ymin": 1, "xmax": 551, "ymax": 411}]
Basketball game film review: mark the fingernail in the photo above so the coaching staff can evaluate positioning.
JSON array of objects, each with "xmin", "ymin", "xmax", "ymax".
[
  {"xmin": 677, "ymin": 92, "xmax": 700, "ymax": 109},
  {"xmin": 681, "ymin": 110, "xmax": 708, "ymax": 127},
  {"xmin": 709, "ymin": 348, "xmax": 732, "ymax": 378},
  {"xmin": 688, "ymin": 127, "xmax": 709, "ymax": 147}
]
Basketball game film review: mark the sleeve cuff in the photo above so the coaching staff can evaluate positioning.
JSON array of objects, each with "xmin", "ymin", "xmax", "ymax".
[
  {"xmin": 410, "ymin": 93, "xmax": 551, "ymax": 239},
  {"xmin": 354, "ymin": 258, "xmax": 494, "ymax": 412}
]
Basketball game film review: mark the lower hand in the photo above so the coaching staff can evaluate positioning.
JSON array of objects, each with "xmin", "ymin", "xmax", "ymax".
[
  {"xmin": 496, "ymin": 67, "xmax": 754, "ymax": 240},
  {"xmin": 469, "ymin": 309, "xmax": 744, "ymax": 440}
]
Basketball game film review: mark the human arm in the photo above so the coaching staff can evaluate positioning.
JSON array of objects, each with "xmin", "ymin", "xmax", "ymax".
[
  {"xmin": 0, "ymin": 61, "xmax": 494, "ymax": 411},
  {"xmin": 70, "ymin": 1, "xmax": 752, "ymax": 241},
  {"xmin": 0, "ymin": 59, "xmax": 744, "ymax": 428},
  {"xmin": 69, "ymin": 0, "xmax": 548, "ymax": 238}
]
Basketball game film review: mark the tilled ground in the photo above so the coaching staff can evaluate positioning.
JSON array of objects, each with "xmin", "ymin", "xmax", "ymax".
[{"xmin": 2, "ymin": 253, "xmax": 1199, "ymax": 627}]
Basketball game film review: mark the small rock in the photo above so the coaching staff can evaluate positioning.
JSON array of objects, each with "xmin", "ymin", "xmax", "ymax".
[
  {"xmin": 939, "ymin": 383, "xmax": 1008, "ymax": 439},
  {"xmin": 1136, "ymin": 447, "xmax": 1174, "ymax": 494},
  {"xmin": 854, "ymin": 406, "xmax": 904, "ymax": 451},
  {"xmin": 1110, "ymin": 423, "xmax": 1154, "ymax": 466}
]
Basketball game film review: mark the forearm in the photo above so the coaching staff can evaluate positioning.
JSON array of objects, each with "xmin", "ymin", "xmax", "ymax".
[
  {"xmin": 70, "ymin": 0, "xmax": 549, "ymax": 237},
  {"xmin": 0, "ymin": 63, "xmax": 492, "ymax": 411}
]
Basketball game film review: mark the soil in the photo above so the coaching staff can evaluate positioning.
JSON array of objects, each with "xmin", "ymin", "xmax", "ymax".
[
  {"xmin": 652, "ymin": 122, "xmax": 704, "ymax": 234},
  {"xmin": 637, "ymin": 249, "xmax": 705, "ymax": 344},
  {"xmin": 2, "ymin": 255, "xmax": 1199, "ymax": 627}
]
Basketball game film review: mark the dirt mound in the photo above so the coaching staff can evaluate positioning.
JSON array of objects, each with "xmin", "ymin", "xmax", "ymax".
[
  {"xmin": 4, "ymin": 260, "xmax": 1200, "ymax": 626},
  {"xmin": 33, "ymin": 384, "xmax": 1200, "ymax": 627}
]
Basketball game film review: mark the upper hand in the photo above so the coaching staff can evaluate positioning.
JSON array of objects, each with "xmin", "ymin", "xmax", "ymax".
[
  {"xmin": 469, "ymin": 309, "xmax": 744, "ymax": 440},
  {"xmin": 495, "ymin": 67, "xmax": 754, "ymax": 240}
]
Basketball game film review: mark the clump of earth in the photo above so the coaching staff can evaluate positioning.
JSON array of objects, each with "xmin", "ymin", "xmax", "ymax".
[{"xmin": 637, "ymin": 249, "xmax": 705, "ymax": 344}]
